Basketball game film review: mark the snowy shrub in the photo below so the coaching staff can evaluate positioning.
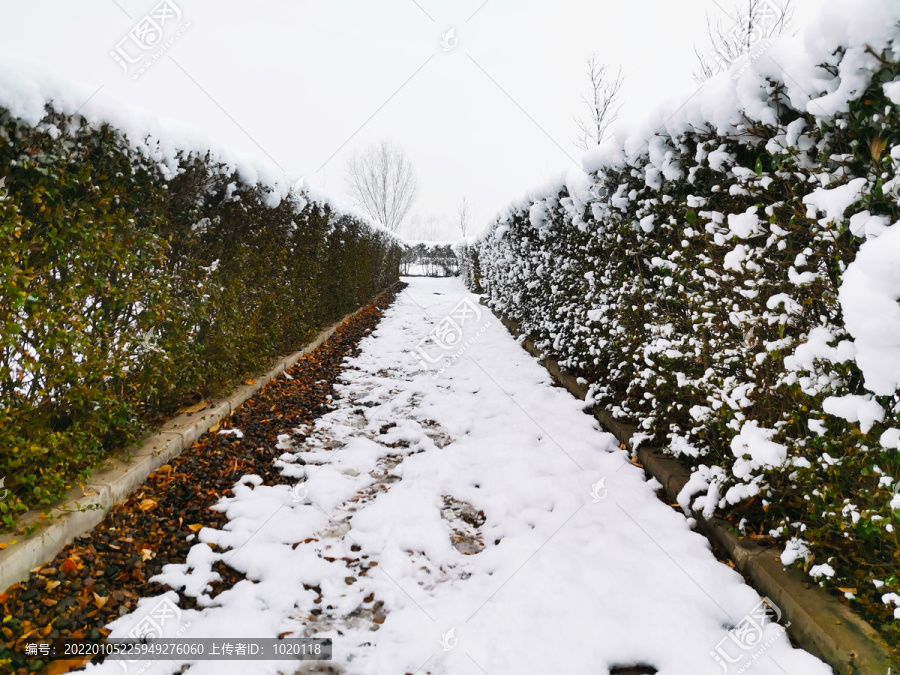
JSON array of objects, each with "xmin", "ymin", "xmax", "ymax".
[
  {"xmin": 0, "ymin": 104, "xmax": 400, "ymax": 526},
  {"xmin": 460, "ymin": 2, "xmax": 900, "ymax": 640}
]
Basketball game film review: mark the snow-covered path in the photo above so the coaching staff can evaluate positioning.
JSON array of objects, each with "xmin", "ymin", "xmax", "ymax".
[{"xmin": 88, "ymin": 277, "xmax": 829, "ymax": 675}]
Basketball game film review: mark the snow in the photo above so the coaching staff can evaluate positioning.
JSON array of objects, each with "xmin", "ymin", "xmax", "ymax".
[
  {"xmin": 779, "ymin": 538, "xmax": 810, "ymax": 566},
  {"xmin": 838, "ymin": 220, "xmax": 900, "ymax": 396},
  {"xmin": 81, "ymin": 277, "xmax": 827, "ymax": 675},
  {"xmin": 809, "ymin": 564, "xmax": 836, "ymax": 579},
  {"xmin": 730, "ymin": 421, "xmax": 788, "ymax": 481},
  {"xmin": 727, "ymin": 209, "xmax": 761, "ymax": 239},
  {"xmin": 880, "ymin": 428, "xmax": 900, "ymax": 450},
  {"xmin": 802, "ymin": 178, "xmax": 868, "ymax": 225},
  {"xmin": 822, "ymin": 395, "xmax": 885, "ymax": 434},
  {"xmin": 885, "ymin": 81, "xmax": 900, "ymax": 105}
]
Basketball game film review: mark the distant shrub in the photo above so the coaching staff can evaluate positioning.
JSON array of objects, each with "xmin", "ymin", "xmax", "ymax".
[{"xmin": 400, "ymin": 242, "xmax": 459, "ymax": 276}]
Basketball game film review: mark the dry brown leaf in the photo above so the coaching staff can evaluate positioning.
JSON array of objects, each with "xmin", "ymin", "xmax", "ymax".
[
  {"xmin": 141, "ymin": 548, "xmax": 154, "ymax": 561},
  {"xmin": 178, "ymin": 399, "xmax": 209, "ymax": 414},
  {"xmin": 93, "ymin": 592, "xmax": 109, "ymax": 609},
  {"xmin": 870, "ymin": 135, "xmax": 888, "ymax": 162}
]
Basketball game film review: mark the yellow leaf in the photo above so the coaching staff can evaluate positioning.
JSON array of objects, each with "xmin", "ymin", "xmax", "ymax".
[
  {"xmin": 208, "ymin": 423, "xmax": 220, "ymax": 433},
  {"xmin": 870, "ymin": 135, "xmax": 888, "ymax": 162},
  {"xmin": 93, "ymin": 592, "xmax": 108, "ymax": 609},
  {"xmin": 243, "ymin": 378, "xmax": 257, "ymax": 386},
  {"xmin": 138, "ymin": 498, "xmax": 157, "ymax": 511},
  {"xmin": 188, "ymin": 524, "xmax": 203, "ymax": 533},
  {"xmin": 45, "ymin": 580, "xmax": 60, "ymax": 591},
  {"xmin": 141, "ymin": 548, "xmax": 154, "ymax": 561}
]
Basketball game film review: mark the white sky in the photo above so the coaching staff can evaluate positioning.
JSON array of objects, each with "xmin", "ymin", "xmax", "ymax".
[{"xmin": 0, "ymin": 0, "xmax": 821, "ymax": 239}]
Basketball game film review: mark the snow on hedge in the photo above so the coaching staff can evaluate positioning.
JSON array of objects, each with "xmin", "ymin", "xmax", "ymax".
[
  {"xmin": 461, "ymin": 0, "xmax": 900, "ymax": 629},
  {"xmin": 0, "ymin": 48, "xmax": 395, "ymax": 239}
]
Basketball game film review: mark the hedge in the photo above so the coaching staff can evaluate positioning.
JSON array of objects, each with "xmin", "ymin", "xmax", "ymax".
[
  {"xmin": 0, "ymin": 104, "xmax": 400, "ymax": 529},
  {"xmin": 459, "ymin": 36, "xmax": 900, "ymax": 639}
]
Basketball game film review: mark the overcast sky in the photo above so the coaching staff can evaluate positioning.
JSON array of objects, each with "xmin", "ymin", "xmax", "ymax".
[{"xmin": 0, "ymin": 0, "xmax": 821, "ymax": 239}]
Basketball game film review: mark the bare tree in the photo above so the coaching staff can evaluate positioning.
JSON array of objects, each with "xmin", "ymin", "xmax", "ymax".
[
  {"xmin": 573, "ymin": 55, "xmax": 624, "ymax": 151},
  {"xmin": 693, "ymin": 0, "xmax": 795, "ymax": 83},
  {"xmin": 456, "ymin": 197, "xmax": 475, "ymax": 238},
  {"xmin": 403, "ymin": 213, "xmax": 446, "ymax": 241},
  {"xmin": 345, "ymin": 140, "xmax": 418, "ymax": 232},
  {"xmin": 418, "ymin": 215, "xmax": 445, "ymax": 241}
]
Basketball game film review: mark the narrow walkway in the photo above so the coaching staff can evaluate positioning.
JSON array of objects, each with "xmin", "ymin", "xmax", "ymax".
[{"xmin": 86, "ymin": 277, "xmax": 829, "ymax": 675}]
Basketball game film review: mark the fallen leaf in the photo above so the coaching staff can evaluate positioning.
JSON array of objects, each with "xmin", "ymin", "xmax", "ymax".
[
  {"xmin": 61, "ymin": 557, "xmax": 77, "ymax": 575},
  {"xmin": 141, "ymin": 548, "xmax": 154, "ymax": 561},
  {"xmin": 139, "ymin": 498, "xmax": 157, "ymax": 511},
  {"xmin": 93, "ymin": 592, "xmax": 108, "ymax": 609},
  {"xmin": 243, "ymin": 378, "xmax": 257, "ymax": 386},
  {"xmin": 178, "ymin": 400, "xmax": 209, "ymax": 414},
  {"xmin": 188, "ymin": 524, "xmax": 203, "ymax": 533},
  {"xmin": 45, "ymin": 580, "xmax": 60, "ymax": 591},
  {"xmin": 837, "ymin": 587, "xmax": 857, "ymax": 594}
]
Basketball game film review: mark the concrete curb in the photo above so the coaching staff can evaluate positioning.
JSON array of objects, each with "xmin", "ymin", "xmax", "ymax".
[
  {"xmin": 491, "ymin": 309, "xmax": 898, "ymax": 675},
  {"xmin": 0, "ymin": 302, "xmax": 374, "ymax": 593}
]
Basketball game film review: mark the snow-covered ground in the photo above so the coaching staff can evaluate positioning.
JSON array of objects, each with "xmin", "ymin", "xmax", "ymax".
[{"xmin": 85, "ymin": 277, "xmax": 829, "ymax": 675}]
